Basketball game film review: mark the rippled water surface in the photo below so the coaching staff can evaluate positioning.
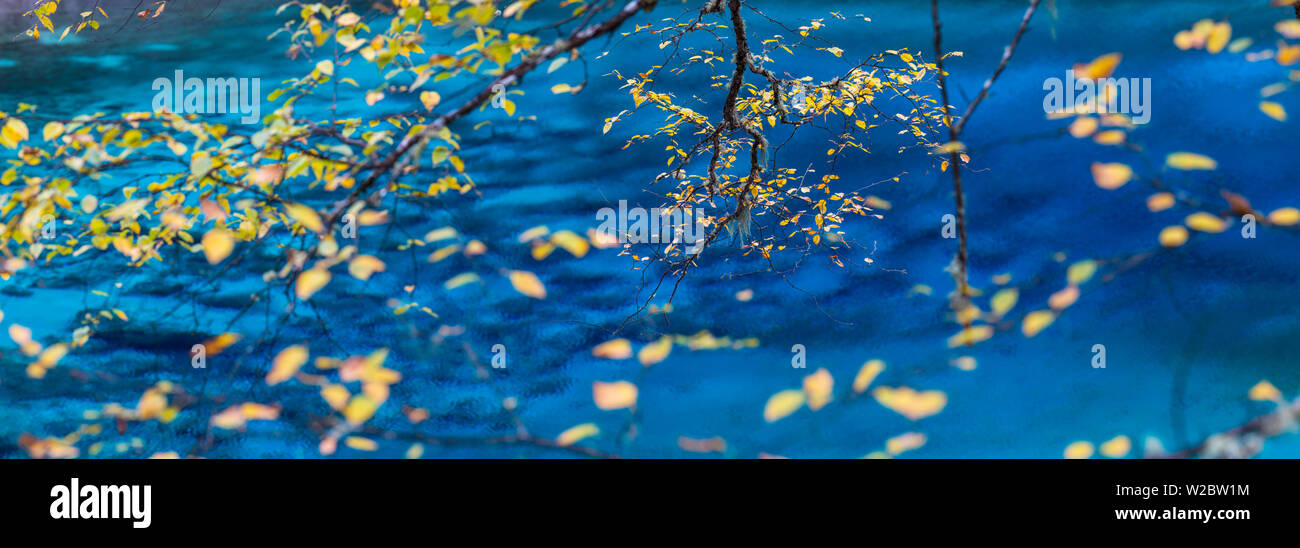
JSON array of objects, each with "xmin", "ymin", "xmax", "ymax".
[{"xmin": 1, "ymin": 0, "xmax": 1297, "ymax": 458}]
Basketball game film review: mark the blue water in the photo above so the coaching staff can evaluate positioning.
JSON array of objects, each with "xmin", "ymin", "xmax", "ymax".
[{"xmin": 1, "ymin": 0, "xmax": 1298, "ymax": 458}]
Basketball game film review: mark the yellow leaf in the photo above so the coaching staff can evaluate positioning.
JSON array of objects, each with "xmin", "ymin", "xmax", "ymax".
[
  {"xmin": 556, "ymin": 423, "xmax": 599, "ymax": 446},
  {"xmin": 1099, "ymin": 435, "xmax": 1131, "ymax": 458},
  {"xmin": 321, "ymin": 384, "xmax": 350, "ymax": 410},
  {"xmin": 507, "ymin": 270, "xmax": 546, "ymax": 299},
  {"xmin": 347, "ymin": 255, "xmax": 386, "ymax": 280},
  {"xmin": 1166, "ymin": 152, "xmax": 1217, "ymax": 170},
  {"xmin": 591, "ymin": 338, "xmax": 632, "ymax": 359},
  {"xmin": 1092, "ymin": 130, "xmax": 1126, "ymax": 145},
  {"xmin": 637, "ymin": 336, "xmax": 672, "ymax": 366},
  {"xmin": 1146, "ymin": 192, "xmax": 1175, "ymax": 212},
  {"xmin": 886, "ymin": 432, "xmax": 927, "ymax": 456},
  {"xmin": 1267, "ymin": 207, "xmax": 1300, "ymax": 226},
  {"xmin": 444, "ymin": 272, "xmax": 482, "ymax": 290},
  {"xmin": 592, "ymin": 380, "xmax": 638, "ymax": 410},
  {"xmin": 42, "ymin": 121, "xmax": 64, "ymax": 141},
  {"xmin": 1068, "ymin": 116, "xmax": 1098, "ymax": 138},
  {"xmin": 1021, "ymin": 310, "xmax": 1056, "ymax": 337},
  {"xmin": 296, "ymin": 268, "xmax": 331, "ymax": 300},
  {"xmin": 763, "ymin": 389, "xmax": 806, "ymax": 422},
  {"xmin": 802, "ymin": 368, "xmax": 833, "ymax": 411},
  {"xmin": 990, "ymin": 288, "xmax": 1019, "ymax": 317},
  {"xmin": 1067, "ymin": 260, "xmax": 1098, "ymax": 285},
  {"xmin": 852, "ymin": 359, "xmax": 885, "ymax": 394},
  {"xmin": 1184, "ymin": 212, "xmax": 1227, "ymax": 233},
  {"xmin": 2, "ymin": 118, "xmax": 29, "ymax": 148},
  {"xmin": 549, "ymin": 230, "xmax": 589, "ymax": 258},
  {"xmin": 872, "ymin": 386, "xmax": 947, "ymax": 420},
  {"xmin": 342, "ymin": 395, "xmax": 379, "ymax": 424},
  {"xmin": 315, "ymin": 59, "xmax": 334, "ymax": 76},
  {"xmin": 1260, "ymin": 101, "xmax": 1287, "ymax": 122},
  {"xmin": 1090, "ymin": 162, "xmax": 1132, "ymax": 190},
  {"xmin": 344, "ymin": 436, "xmax": 378, "ymax": 451},
  {"xmin": 420, "ymin": 91, "xmax": 441, "ymax": 111},
  {"xmin": 1064, "ymin": 441, "xmax": 1094, "ymax": 459},
  {"xmin": 267, "ymin": 345, "xmax": 309, "ymax": 385},
  {"xmin": 285, "ymin": 203, "xmax": 325, "ymax": 233},
  {"xmin": 1048, "ymin": 285, "xmax": 1080, "ymax": 310},
  {"xmin": 947, "ymin": 325, "xmax": 993, "ymax": 347},
  {"xmin": 1248, "ymin": 380, "xmax": 1282, "ymax": 401},
  {"xmin": 201, "ymin": 229, "xmax": 234, "ymax": 264},
  {"xmin": 1206, "ymin": 21, "xmax": 1231, "ymax": 54},
  {"xmin": 1159, "ymin": 225, "xmax": 1189, "ymax": 247},
  {"xmin": 1078, "ymin": 52, "xmax": 1121, "ymax": 79}
]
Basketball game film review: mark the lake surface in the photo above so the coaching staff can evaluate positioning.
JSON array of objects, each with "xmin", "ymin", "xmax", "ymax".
[{"xmin": 1, "ymin": 0, "xmax": 1297, "ymax": 458}]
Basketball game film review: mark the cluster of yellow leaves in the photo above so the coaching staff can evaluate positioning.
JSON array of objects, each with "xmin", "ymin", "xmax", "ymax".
[
  {"xmin": 591, "ymin": 331, "xmax": 756, "ymax": 366},
  {"xmin": 1064, "ymin": 435, "xmax": 1131, "ymax": 459}
]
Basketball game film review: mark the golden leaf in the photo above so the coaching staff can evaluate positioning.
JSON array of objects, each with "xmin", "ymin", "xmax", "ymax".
[
  {"xmin": 637, "ymin": 336, "xmax": 672, "ymax": 366},
  {"xmin": 591, "ymin": 338, "xmax": 632, "ymax": 359},
  {"xmin": 592, "ymin": 380, "xmax": 638, "ymax": 410},
  {"xmin": 872, "ymin": 386, "xmax": 947, "ymax": 420},
  {"xmin": 556, "ymin": 423, "xmax": 599, "ymax": 446},
  {"xmin": 295, "ymin": 268, "xmax": 331, "ymax": 300},
  {"xmin": 267, "ymin": 345, "xmax": 309, "ymax": 386},
  {"xmin": 1090, "ymin": 162, "xmax": 1132, "ymax": 190},
  {"xmin": 1166, "ymin": 152, "xmax": 1217, "ymax": 170},
  {"xmin": 1021, "ymin": 310, "xmax": 1056, "ymax": 337},
  {"xmin": 1184, "ymin": 212, "xmax": 1227, "ymax": 233},
  {"xmin": 1159, "ymin": 225, "xmax": 1189, "ymax": 247},
  {"xmin": 201, "ymin": 228, "xmax": 234, "ymax": 264},
  {"xmin": 853, "ymin": 359, "xmax": 885, "ymax": 393},
  {"xmin": 763, "ymin": 389, "xmax": 806, "ymax": 422},
  {"xmin": 1064, "ymin": 441, "xmax": 1094, "ymax": 459}
]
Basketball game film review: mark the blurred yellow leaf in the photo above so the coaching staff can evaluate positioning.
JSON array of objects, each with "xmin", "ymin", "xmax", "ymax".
[
  {"xmin": 1184, "ymin": 212, "xmax": 1227, "ymax": 233},
  {"xmin": 1166, "ymin": 152, "xmax": 1217, "ymax": 170},
  {"xmin": 1268, "ymin": 207, "xmax": 1300, "ymax": 226},
  {"xmin": 802, "ymin": 368, "xmax": 833, "ymax": 411},
  {"xmin": 853, "ymin": 359, "xmax": 885, "ymax": 394},
  {"xmin": 296, "ymin": 268, "xmax": 331, "ymax": 300},
  {"xmin": 1090, "ymin": 162, "xmax": 1132, "ymax": 190},
  {"xmin": 947, "ymin": 325, "xmax": 993, "ymax": 347},
  {"xmin": 1048, "ymin": 285, "xmax": 1080, "ymax": 310},
  {"xmin": 1099, "ymin": 435, "xmax": 1131, "ymax": 458},
  {"xmin": 202, "ymin": 229, "xmax": 234, "ymax": 264},
  {"xmin": 507, "ymin": 270, "xmax": 546, "ymax": 299},
  {"xmin": 348, "ymin": 255, "xmax": 386, "ymax": 280},
  {"xmin": 556, "ymin": 423, "xmax": 599, "ymax": 446},
  {"xmin": 886, "ymin": 432, "xmax": 927, "ymax": 455},
  {"xmin": 1078, "ymin": 52, "xmax": 1121, "ymax": 79},
  {"xmin": 592, "ymin": 380, "xmax": 638, "ymax": 410},
  {"xmin": 763, "ymin": 389, "xmax": 806, "ymax": 422},
  {"xmin": 1064, "ymin": 441, "xmax": 1094, "ymax": 459},
  {"xmin": 1159, "ymin": 225, "xmax": 1189, "ymax": 247},
  {"xmin": 1260, "ymin": 101, "xmax": 1287, "ymax": 122},
  {"xmin": 637, "ymin": 336, "xmax": 672, "ymax": 366},
  {"xmin": 1147, "ymin": 192, "xmax": 1175, "ymax": 212},
  {"xmin": 1022, "ymin": 310, "xmax": 1056, "ymax": 337},
  {"xmin": 549, "ymin": 230, "xmax": 589, "ymax": 257},
  {"xmin": 990, "ymin": 288, "xmax": 1019, "ymax": 317},
  {"xmin": 872, "ymin": 386, "xmax": 947, "ymax": 420},
  {"xmin": 591, "ymin": 338, "xmax": 632, "ymax": 359},
  {"xmin": 267, "ymin": 345, "xmax": 309, "ymax": 385},
  {"xmin": 1248, "ymin": 380, "xmax": 1282, "ymax": 401},
  {"xmin": 344, "ymin": 436, "xmax": 378, "ymax": 451},
  {"xmin": 1206, "ymin": 21, "xmax": 1231, "ymax": 54},
  {"xmin": 285, "ymin": 203, "xmax": 325, "ymax": 233}
]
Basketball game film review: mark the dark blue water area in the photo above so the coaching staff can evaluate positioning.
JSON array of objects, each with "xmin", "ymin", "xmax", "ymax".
[{"xmin": 0, "ymin": 1, "xmax": 1297, "ymax": 458}]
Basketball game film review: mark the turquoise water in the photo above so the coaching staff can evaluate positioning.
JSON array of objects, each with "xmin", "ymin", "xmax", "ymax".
[{"xmin": 1, "ymin": 0, "xmax": 1298, "ymax": 458}]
